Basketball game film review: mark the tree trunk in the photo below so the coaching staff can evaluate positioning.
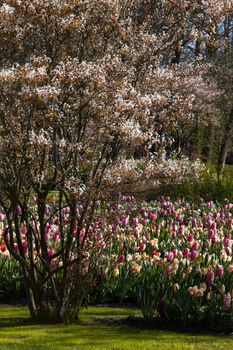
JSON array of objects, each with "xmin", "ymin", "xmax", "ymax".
[
  {"xmin": 206, "ymin": 124, "xmax": 215, "ymax": 163},
  {"xmin": 217, "ymin": 108, "xmax": 233, "ymax": 173}
]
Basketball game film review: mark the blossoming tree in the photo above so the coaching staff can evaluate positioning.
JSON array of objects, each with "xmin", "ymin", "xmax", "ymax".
[{"xmin": 0, "ymin": 0, "xmax": 226, "ymax": 323}]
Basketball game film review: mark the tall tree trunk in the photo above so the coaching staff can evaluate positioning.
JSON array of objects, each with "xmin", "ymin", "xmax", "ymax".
[
  {"xmin": 207, "ymin": 124, "xmax": 215, "ymax": 163},
  {"xmin": 217, "ymin": 108, "xmax": 233, "ymax": 172}
]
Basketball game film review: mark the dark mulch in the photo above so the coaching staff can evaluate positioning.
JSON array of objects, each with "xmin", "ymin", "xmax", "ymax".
[
  {"xmin": 0, "ymin": 298, "xmax": 27, "ymax": 307},
  {"xmin": 93, "ymin": 316, "xmax": 233, "ymax": 336}
]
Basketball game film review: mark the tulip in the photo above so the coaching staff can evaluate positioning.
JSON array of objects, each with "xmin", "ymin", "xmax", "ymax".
[
  {"xmin": 179, "ymin": 225, "xmax": 185, "ymax": 234},
  {"xmin": 118, "ymin": 255, "xmax": 125, "ymax": 263},
  {"xmin": 192, "ymin": 241, "xmax": 199, "ymax": 250},
  {"xmin": 207, "ymin": 268, "xmax": 215, "ymax": 285},
  {"xmin": 187, "ymin": 234, "xmax": 193, "ymax": 242},
  {"xmin": 192, "ymin": 219, "xmax": 197, "ymax": 227},
  {"xmin": 223, "ymin": 293, "xmax": 231, "ymax": 309},
  {"xmin": 132, "ymin": 217, "xmax": 139, "ymax": 226},
  {"xmin": 191, "ymin": 250, "xmax": 198, "ymax": 260},
  {"xmin": 21, "ymin": 226, "xmax": 27, "ymax": 235},
  {"xmin": 217, "ymin": 265, "xmax": 224, "ymax": 278},
  {"xmin": 167, "ymin": 252, "xmax": 174, "ymax": 261},
  {"xmin": 172, "ymin": 248, "xmax": 178, "ymax": 257},
  {"xmin": 0, "ymin": 244, "xmax": 6, "ymax": 252},
  {"xmin": 113, "ymin": 268, "xmax": 120, "ymax": 277},
  {"xmin": 220, "ymin": 284, "xmax": 225, "ymax": 294},
  {"xmin": 134, "ymin": 228, "xmax": 140, "ymax": 238},
  {"xmin": 149, "ymin": 213, "xmax": 157, "ymax": 221},
  {"xmin": 139, "ymin": 243, "xmax": 146, "ymax": 252},
  {"xmin": 183, "ymin": 247, "xmax": 190, "ymax": 257}
]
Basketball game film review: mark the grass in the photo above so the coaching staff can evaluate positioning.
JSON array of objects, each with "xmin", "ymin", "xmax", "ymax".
[{"xmin": 0, "ymin": 306, "xmax": 233, "ymax": 350}]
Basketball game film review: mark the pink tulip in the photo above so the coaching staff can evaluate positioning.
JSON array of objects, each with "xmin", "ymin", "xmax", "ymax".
[
  {"xmin": 183, "ymin": 247, "xmax": 190, "ymax": 257},
  {"xmin": 192, "ymin": 219, "xmax": 197, "ymax": 228},
  {"xmin": 134, "ymin": 228, "xmax": 140, "ymax": 238},
  {"xmin": 179, "ymin": 225, "xmax": 185, "ymax": 234},
  {"xmin": 149, "ymin": 213, "xmax": 157, "ymax": 221},
  {"xmin": 132, "ymin": 217, "xmax": 139, "ymax": 226},
  {"xmin": 191, "ymin": 250, "xmax": 198, "ymax": 260},
  {"xmin": 17, "ymin": 206, "xmax": 22, "ymax": 215},
  {"xmin": 118, "ymin": 255, "xmax": 125, "ymax": 263},
  {"xmin": 172, "ymin": 248, "xmax": 178, "ymax": 257},
  {"xmin": 142, "ymin": 219, "xmax": 148, "ymax": 226},
  {"xmin": 223, "ymin": 293, "xmax": 231, "ymax": 309},
  {"xmin": 122, "ymin": 215, "xmax": 129, "ymax": 226},
  {"xmin": 187, "ymin": 234, "xmax": 193, "ymax": 242},
  {"xmin": 169, "ymin": 218, "xmax": 173, "ymax": 225},
  {"xmin": 207, "ymin": 268, "xmax": 215, "ymax": 285},
  {"xmin": 21, "ymin": 226, "xmax": 27, "ymax": 235},
  {"xmin": 139, "ymin": 243, "xmax": 146, "ymax": 252},
  {"xmin": 225, "ymin": 238, "xmax": 231, "ymax": 248},
  {"xmin": 165, "ymin": 265, "xmax": 172, "ymax": 275},
  {"xmin": 208, "ymin": 229, "xmax": 215, "ymax": 239},
  {"xmin": 192, "ymin": 241, "xmax": 199, "ymax": 250},
  {"xmin": 167, "ymin": 252, "xmax": 174, "ymax": 261},
  {"xmin": 211, "ymin": 222, "xmax": 217, "ymax": 230},
  {"xmin": 47, "ymin": 248, "xmax": 55, "ymax": 257},
  {"xmin": 217, "ymin": 266, "xmax": 224, "ymax": 278},
  {"xmin": 225, "ymin": 246, "xmax": 232, "ymax": 255}
]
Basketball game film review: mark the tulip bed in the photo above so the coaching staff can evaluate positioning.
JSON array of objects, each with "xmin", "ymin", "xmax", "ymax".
[{"xmin": 1, "ymin": 196, "xmax": 233, "ymax": 330}]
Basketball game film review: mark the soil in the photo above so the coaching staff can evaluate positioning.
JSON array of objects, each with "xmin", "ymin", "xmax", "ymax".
[
  {"xmin": 93, "ymin": 316, "xmax": 233, "ymax": 336},
  {"xmin": 0, "ymin": 298, "xmax": 27, "ymax": 307}
]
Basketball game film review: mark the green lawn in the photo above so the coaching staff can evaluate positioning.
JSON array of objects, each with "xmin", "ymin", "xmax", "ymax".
[{"xmin": 0, "ymin": 306, "xmax": 233, "ymax": 350}]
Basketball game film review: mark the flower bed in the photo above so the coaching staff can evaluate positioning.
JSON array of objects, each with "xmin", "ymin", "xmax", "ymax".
[{"xmin": 1, "ymin": 196, "xmax": 233, "ymax": 330}]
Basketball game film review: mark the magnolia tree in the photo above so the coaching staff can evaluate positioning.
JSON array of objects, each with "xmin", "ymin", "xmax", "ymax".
[{"xmin": 0, "ymin": 0, "xmax": 224, "ymax": 323}]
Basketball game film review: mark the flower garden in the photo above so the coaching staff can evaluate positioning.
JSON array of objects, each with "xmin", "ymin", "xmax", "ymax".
[
  {"xmin": 2, "ymin": 1, "xmax": 233, "ymax": 348},
  {"xmin": 1, "ymin": 195, "xmax": 233, "ymax": 332}
]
